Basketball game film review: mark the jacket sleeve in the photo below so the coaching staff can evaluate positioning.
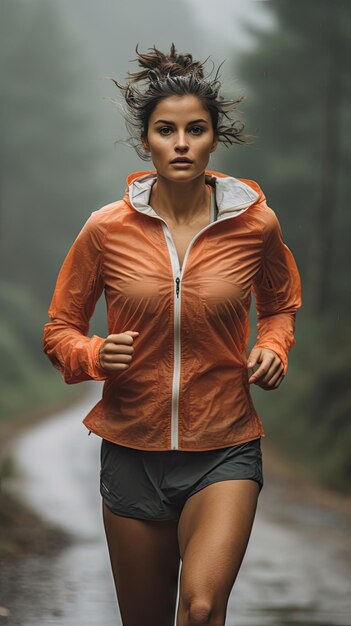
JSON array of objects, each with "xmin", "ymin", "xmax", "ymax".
[
  {"xmin": 42, "ymin": 212, "xmax": 109, "ymax": 384},
  {"xmin": 251, "ymin": 207, "xmax": 302, "ymax": 376}
]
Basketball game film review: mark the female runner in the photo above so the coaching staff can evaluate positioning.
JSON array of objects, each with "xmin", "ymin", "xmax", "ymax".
[{"xmin": 43, "ymin": 44, "xmax": 302, "ymax": 626}]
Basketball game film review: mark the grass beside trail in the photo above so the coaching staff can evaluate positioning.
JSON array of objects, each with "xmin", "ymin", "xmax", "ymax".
[
  {"xmin": 250, "ymin": 312, "xmax": 351, "ymax": 496},
  {"xmin": 0, "ymin": 372, "xmax": 82, "ymax": 438},
  {"xmin": 0, "ymin": 372, "xmax": 83, "ymax": 563}
]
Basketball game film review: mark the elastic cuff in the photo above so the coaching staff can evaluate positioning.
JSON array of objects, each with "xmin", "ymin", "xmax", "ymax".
[{"xmin": 88, "ymin": 335, "xmax": 109, "ymax": 380}]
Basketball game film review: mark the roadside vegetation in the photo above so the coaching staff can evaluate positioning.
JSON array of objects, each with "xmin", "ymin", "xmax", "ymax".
[{"xmin": 222, "ymin": 0, "xmax": 351, "ymax": 495}]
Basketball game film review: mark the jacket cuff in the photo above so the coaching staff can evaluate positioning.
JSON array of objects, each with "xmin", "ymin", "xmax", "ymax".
[{"xmin": 87, "ymin": 335, "xmax": 109, "ymax": 380}]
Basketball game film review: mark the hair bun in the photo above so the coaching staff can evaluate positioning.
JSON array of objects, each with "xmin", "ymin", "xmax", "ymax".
[{"xmin": 127, "ymin": 43, "xmax": 204, "ymax": 84}]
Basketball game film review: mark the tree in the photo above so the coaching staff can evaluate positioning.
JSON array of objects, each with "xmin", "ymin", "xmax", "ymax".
[
  {"xmin": 0, "ymin": 0, "xmax": 111, "ymax": 417},
  {"xmin": 217, "ymin": 1, "xmax": 351, "ymax": 493},
  {"xmin": 0, "ymin": 0, "xmax": 110, "ymax": 303},
  {"xmin": 219, "ymin": 0, "xmax": 351, "ymax": 314}
]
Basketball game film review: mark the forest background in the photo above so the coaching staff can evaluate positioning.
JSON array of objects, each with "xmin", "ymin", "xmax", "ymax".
[{"xmin": 1, "ymin": 0, "xmax": 350, "ymax": 496}]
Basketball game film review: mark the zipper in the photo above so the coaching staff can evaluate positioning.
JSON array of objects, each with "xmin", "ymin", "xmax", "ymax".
[
  {"xmin": 176, "ymin": 276, "xmax": 180, "ymax": 297},
  {"xmin": 171, "ymin": 269, "xmax": 181, "ymax": 448}
]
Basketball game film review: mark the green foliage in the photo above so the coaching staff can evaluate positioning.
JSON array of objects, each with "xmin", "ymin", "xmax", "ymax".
[
  {"xmin": 220, "ymin": 0, "xmax": 351, "ymax": 310},
  {"xmin": 0, "ymin": 280, "xmax": 78, "ymax": 420},
  {"xmin": 0, "ymin": 281, "xmax": 46, "ymax": 366},
  {"xmin": 250, "ymin": 312, "xmax": 351, "ymax": 494},
  {"xmin": 223, "ymin": 1, "xmax": 351, "ymax": 494},
  {"xmin": 0, "ymin": 0, "xmax": 111, "ymax": 305},
  {"xmin": 0, "ymin": 1, "xmax": 110, "ymax": 422}
]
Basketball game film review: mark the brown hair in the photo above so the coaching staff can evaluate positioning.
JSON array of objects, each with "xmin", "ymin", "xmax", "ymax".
[{"xmin": 111, "ymin": 43, "xmax": 248, "ymax": 160}]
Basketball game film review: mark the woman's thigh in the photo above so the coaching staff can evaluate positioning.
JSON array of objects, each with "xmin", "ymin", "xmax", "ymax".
[
  {"xmin": 102, "ymin": 501, "xmax": 181, "ymax": 626},
  {"xmin": 176, "ymin": 479, "xmax": 260, "ymax": 626}
]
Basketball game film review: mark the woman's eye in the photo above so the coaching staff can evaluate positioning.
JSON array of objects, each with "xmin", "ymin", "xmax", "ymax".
[
  {"xmin": 190, "ymin": 127, "xmax": 204, "ymax": 135},
  {"xmin": 159, "ymin": 127, "xmax": 173, "ymax": 135}
]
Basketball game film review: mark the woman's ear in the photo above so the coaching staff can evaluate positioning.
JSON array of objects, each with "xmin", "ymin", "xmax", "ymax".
[
  {"xmin": 210, "ymin": 136, "xmax": 219, "ymax": 153},
  {"xmin": 141, "ymin": 135, "xmax": 150, "ymax": 153}
]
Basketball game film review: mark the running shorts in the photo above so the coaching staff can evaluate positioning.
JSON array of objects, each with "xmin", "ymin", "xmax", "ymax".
[{"xmin": 100, "ymin": 437, "xmax": 263, "ymax": 522}]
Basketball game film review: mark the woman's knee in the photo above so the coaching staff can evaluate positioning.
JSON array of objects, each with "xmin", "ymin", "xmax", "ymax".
[{"xmin": 178, "ymin": 595, "xmax": 225, "ymax": 626}]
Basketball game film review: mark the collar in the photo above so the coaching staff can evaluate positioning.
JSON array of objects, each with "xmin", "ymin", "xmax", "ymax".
[{"xmin": 124, "ymin": 170, "xmax": 259, "ymax": 220}]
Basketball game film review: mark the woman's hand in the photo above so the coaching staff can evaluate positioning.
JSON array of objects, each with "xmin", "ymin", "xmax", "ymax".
[
  {"xmin": 247, "ymin": 347, "xmax": 284, "ymax": 390},
  {"xmin": 98, "ymin": 330, "xmax": 139, "ymax": 372}
]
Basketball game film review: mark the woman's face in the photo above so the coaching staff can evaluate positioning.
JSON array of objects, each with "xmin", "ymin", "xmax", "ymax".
[{"xmin": 142, "ymin": 95, "xmax": 218, "ymax": 182}]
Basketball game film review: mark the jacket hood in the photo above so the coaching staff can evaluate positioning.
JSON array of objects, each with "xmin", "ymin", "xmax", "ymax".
[{"xmin": 124, "ymin": 170, "xmax": 260, "ymax": 221}]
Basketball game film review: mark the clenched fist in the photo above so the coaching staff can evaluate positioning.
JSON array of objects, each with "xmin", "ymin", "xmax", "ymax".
[
  {"xmin": 247, "ymin": 347, "xmax": 284, "ymax": 390},
  {"xmin": 98, "ymin": 330, "xmax": 139, "ymax": 372}
]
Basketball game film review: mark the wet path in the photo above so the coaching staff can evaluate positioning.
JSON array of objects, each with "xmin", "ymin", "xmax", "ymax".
[{"xmin": 4, "ymin": 383, "xmax": 351, "ymax": 625}]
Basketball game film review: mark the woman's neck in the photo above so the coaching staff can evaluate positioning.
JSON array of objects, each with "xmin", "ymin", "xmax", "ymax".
[{"xmin": 149, "ymin": 172, "xmax": 211, "ymax": 226}]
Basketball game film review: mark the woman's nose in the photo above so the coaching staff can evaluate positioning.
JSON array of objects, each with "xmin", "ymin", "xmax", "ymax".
[{"xmin": 174, "ymin": 132, "xmax": 189, "ymax": 151}]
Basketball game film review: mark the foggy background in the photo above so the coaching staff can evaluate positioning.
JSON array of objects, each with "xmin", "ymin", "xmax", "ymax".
[
  {"xmin": 1, "ymin": 0, "xmax": 349, "ymax": 491},
  {"xmin": 1, "ymin": 1, "xmax": 351, "ymax": 624}
]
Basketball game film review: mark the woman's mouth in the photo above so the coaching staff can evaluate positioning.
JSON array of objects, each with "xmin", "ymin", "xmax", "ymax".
[{"xmin": 170, "ymin": 158, "xmax": 193, "ymax": 168}]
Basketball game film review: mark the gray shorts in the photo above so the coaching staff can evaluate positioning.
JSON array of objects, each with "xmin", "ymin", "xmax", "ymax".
[{"xmin": 100, "ymin": 437, "xmax": 263, "ymax": 522}]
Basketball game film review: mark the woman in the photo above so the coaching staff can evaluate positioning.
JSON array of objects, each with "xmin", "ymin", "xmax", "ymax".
[{"xmin": 43, "ymin": 44, "xmax": 302, "ymax": 626}]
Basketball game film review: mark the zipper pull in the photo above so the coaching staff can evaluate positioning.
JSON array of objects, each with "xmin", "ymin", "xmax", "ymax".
[{"xmin": 175, "ymin": 276, "xmax": 180, "ymax": 298}]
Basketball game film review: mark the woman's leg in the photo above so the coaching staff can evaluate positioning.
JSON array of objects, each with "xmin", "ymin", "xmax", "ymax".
[
  {"xmin": 176, "ymin": 479, "xmax": 260, "ymax": 626},
  {"xmin": 102, "ymin": 501, "xmax": 181, "ymax": 626}
]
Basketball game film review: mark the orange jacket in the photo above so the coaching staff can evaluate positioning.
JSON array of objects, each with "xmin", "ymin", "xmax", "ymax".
[{"xmin": 42, "ymin": 170, "xmax": 302, "ymax": 451}]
